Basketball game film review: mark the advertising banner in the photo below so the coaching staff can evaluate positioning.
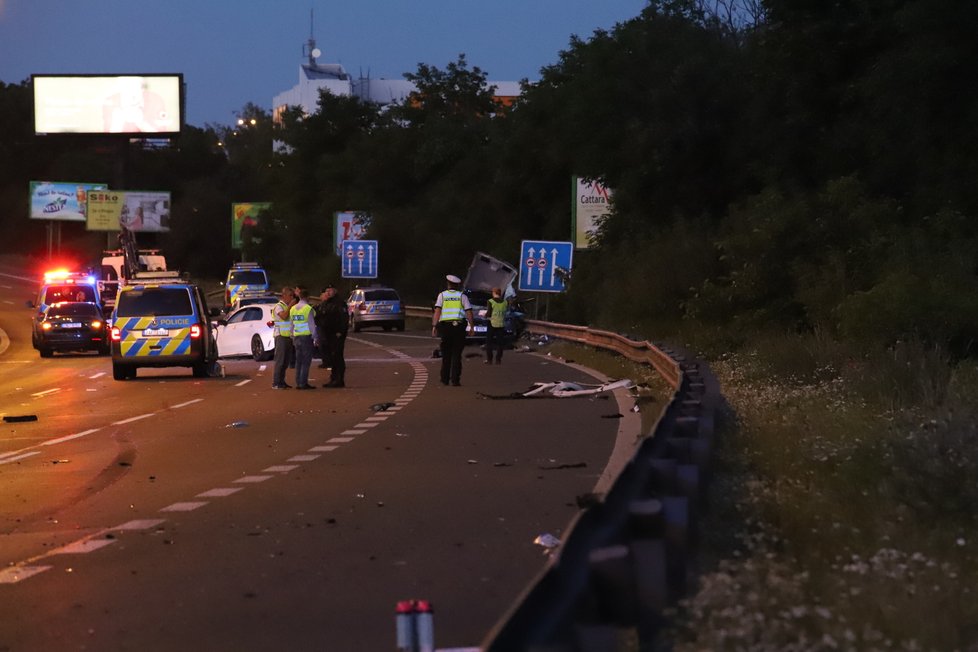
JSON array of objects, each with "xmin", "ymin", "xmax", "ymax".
[
  {"xmin": 33, "ymin": 74, "xmax": 183, "ymax": 136},
  {"xmin": 571, "ymin": 176, "xmax": 613, "ymax": 250},
  {"xmin": 232, "ymin": 203, "xmax": 272, "ymax": 249},
  {"xmin": 333, "ymin": 211, "xmax": 370, "ymax": 255},
  {"xmin": 29, "ymin": 181, "xmax": 108, "ymax": 222},
  {"xmin": 87, "ymin": 191, "xmax": 171, "ymax": 232}
]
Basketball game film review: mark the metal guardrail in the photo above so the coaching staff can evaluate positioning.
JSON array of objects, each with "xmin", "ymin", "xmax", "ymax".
[{"xmin": 406, "ymin": 305, "xmax": 719, "ymax": 650}]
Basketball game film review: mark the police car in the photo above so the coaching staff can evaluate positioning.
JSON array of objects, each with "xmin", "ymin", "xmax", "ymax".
[
  {"xmin": 224, "ymin": 263, "xmax": 270, "ymax": 310},
  {"xmin": 346, "ymin": 286, "xmax": 405, "ymax": 332},
  {"xmin": 30, "ymin": 269, "xmax": 101, "ymax": 318},
  {"xmin": 109, "ymin": 271, "xmax": 219, "ymax": 380}
]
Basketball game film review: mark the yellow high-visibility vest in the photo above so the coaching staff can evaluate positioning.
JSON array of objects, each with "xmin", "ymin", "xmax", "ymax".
[
  {"xmin": 439, "ymin": 290, "xmax": 464, "ymax": 321},
  {"xmin": 291, "ymin": 303, "xmax": 313, "ymax": 336},
  {"xmin": 273, "ymin": 300, "xmax": 293, "ymax": 337}
]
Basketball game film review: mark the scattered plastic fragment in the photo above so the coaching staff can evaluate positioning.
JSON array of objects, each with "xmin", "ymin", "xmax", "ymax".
[
  {"xmin": 534, "ymin": 533, "xmax": 561, "ymax": 551},
  {"xmin": 631, "ymin": 404, "xmax": 640, "ymax": 412},
  {"xmin": 371, "ymin": 402, "xmax": 396, "ymax": 412},
  {"xmin": 601, "ymin": 413, "xmax": 624, "ymax": 419},
  {"xmin": 226, "ymin": 421, "xmax": 250, "ymax": 428},
  {"xmin": 539, "ymin": 462, "xmax": 587, "ymax": 470},
  {"xmin": 467, "ymin": 459, "xmax": 479, "ymax": 465},
  {"xmin": 3, "ymin": 415, "xmax": 38, "ymax": 423},
  {"xmin": 395, "ymin": 432, "xmax": 409, "ymax": 437},
  {"xmin": 493, "ymin": 462, "xmax": 512, "ymax": 467}
]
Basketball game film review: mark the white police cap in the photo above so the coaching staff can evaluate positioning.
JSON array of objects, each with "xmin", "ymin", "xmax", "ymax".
[{"xmin": 446, "ymin": 274, "xmax": 462, "ymax": 284}]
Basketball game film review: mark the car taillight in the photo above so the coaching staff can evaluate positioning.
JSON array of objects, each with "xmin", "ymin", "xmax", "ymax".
[
  {"xmin": 190, "ymin": 324, "xmax": 202, "ymax": 339},
  {"xmin": 111, "ymin": 327, "xmax": 121, "ymax": 341}
]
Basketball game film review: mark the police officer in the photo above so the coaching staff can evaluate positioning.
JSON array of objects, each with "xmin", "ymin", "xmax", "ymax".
[
  {"xmin": 432, "ymin": 274, "xmax": 474, "ymax": 386},
  {"xmin": 270, "ymin": 286, "xmax": 296, "ymax": 389},
  {"xmin": 319, "ymin": 284, "xmax": 349, "ymax": 388},
  {"xmin": 290, "ymin": 287, "xmax": 318, "ymax": 390}
]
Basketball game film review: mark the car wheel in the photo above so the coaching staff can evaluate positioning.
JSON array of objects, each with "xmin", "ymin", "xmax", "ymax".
[
  {"xmin": 39, "ymin": 347, "xmax": 53, "ymax": 358},
  {"xmin": 112, "ymin": 362, "xmax": 133, "ymax": 380},
  {"xmin": 251, "ymin": 334, "xmax": 272, "ymax": 361},
  {"xmin": 395, "ymin": 321, "xmax": 405, "ymax": 332},
  {"xmin": 192, "ymin": 361, "xmax": 208, "ymax": 377},
  {"xmin": 352, "ymin": 318, "xmax": 362, "ymax": 333},
  {"xmin": 382, "ymin": 324, "xmax": 392, "ymax": 332}
]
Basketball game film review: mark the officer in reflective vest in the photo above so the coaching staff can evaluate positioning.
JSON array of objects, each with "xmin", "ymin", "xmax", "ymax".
[
  {"xmin": 271, "ymin": 286, "xmax": 295, "ymax": 389},
  {"xmin": 432, "ymin": 274, "xmax": 474, "ymax": 386},
  {"xmin": 289, "ymin": 286, "xmax": 318, "ymax": 389},
  {"xmin": 485, "ymin": 286, "xmax": 508, "ymax": 365}
]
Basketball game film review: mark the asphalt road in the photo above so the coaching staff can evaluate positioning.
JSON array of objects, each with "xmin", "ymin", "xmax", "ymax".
[{"xmin": 0, "ymin": 263, "xmax": 637, "ymax": 651}]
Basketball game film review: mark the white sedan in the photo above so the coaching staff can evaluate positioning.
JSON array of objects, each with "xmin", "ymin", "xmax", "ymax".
[{"xmin": 215, "ymin": 303, "xmax": 277, "ymax": 361}]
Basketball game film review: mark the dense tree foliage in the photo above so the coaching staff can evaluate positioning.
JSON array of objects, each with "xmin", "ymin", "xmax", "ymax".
[{"xmin": 2, "ymin": 0, "xmax": 976, "ymax": 352}]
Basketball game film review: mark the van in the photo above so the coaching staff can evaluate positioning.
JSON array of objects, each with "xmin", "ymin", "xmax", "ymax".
[
  {"xmin": 110, "ymin": 272, "xmax": 218, "ymax": 380},
  {"xmin": 224, "ymin": 263, "xmax": 270, "ymax": 310}
]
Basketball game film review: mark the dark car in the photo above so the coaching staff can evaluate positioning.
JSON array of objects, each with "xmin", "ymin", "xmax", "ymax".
[{"xmin": 32, "ymin": 301, "xmax": 109, "ymax": 357}]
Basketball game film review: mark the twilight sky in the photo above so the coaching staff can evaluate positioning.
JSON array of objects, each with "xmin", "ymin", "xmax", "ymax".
[{"xmin": 0, "ymin": 0, "xmax": 648, "ymax": 127}]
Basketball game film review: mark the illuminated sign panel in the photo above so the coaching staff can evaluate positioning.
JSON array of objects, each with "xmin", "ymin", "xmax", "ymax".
[
  {"xmin": 87, "ymin": 191, "xmax": 171, "ymax": 232},
  {"xmin": 33, "ymin": 74, "xmax": 183, "ymax": 136},
  {"xmin": 29, "ymin": 181, "xmax": 108, "ymax": 221}
]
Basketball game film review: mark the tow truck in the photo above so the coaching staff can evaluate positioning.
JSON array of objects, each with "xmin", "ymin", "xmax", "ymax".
[{"xmin": 99, "ymin": 227, "xmax": 167, "ymax": 311}]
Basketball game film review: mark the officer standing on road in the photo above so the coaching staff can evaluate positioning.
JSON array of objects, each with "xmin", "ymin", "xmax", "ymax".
[
  {"xmin": 432, "ymin": 274, "xmax": 474, "ymax": 386},
  {"xmin": 271, "ymin": 286, "xmax": 296, "ymax": 389},
  {"xmin": 319, "ymin": 284, "xmax": 349, "ymax": 388},
  {"xmin": 290, "ymin": 287, "xmax": 318, "ymax": 390}
]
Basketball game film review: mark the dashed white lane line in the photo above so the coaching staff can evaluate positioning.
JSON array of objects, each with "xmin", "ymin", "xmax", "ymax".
[
  {"xmin": 341, "ymin": 429, "xmax": 367, "ymax": 435},
  {"xmin": 116, "ymin": 519, "xmax": 167, "ymax": 530},
  {"xmin": 172, "ymin": 399, "xmax": 204, "ymax": 409},
  {"xmin": 309, "ymin": 445, "xmax": 338, "ymax": 452},
  {"xmin": 31, "ymin": 388, "xmax": 61, "ymax": 398},
  {"xmin": 234, "ymin": 475, "xmax": 274, "ymax": 484},
  {"xmin": 235, "ymin": 379, "xmax": 252, "ymax": 387},
  {"xmin": 160, "ymin": 502, "xmax": 209, "ymax": 512},
  {"xmin": 112, "ymin": 413, "xmax": 155, "ymax": 425},
  {"xmin": 89, "ymin": 372, "xmax": 106, "ymax": 379},
  {"xmin": 287, "ymin": 455, "xmax": 320, "ymax": 462},
  {"xmin": 0, "ymin": 566, "xmax": 51, "ymax": 584},
  {"xmin": 0, "ymin": 452, "xmax": 40, "ymax": 465},
  {"xmin": 51, "ymin": 539, "xmax": 116, "ymax": 555},
  {"xmin": 197, "ymin": 488, "xmax": 243, "ymax": 498},
  {"xmin": 352, "ymin": 422, "xmax": 380, "ymax": 429},
  {"xmin": 263, "ymin": 465, "xmax": 299, "ymax": 473},
  {"xmin": 43, "ymin": 428, "xmax": 101, "ymax": 446},
  {"xmin": 326, "ymin": 437, "xmax": 355, "ymax": 444},
  {"xmin": 365, "ymin": 415, "xmax": 389, "ymax": 422}
]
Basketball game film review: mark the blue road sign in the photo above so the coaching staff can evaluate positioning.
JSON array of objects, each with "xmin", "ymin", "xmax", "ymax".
[
  {"xmin": 519, "ymin": 240, "xmax": 573, "ymax": 293},
  {"xmin": 341, "ymin": 239, "xmax": 378, "ymax": 279}
]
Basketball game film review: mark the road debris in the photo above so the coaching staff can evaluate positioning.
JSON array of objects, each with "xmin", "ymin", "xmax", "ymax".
[
  {"xmin": 534, "ymin": 533, "xmax": 562, "ymax": 553},
  {"xmin": 3, "ymin": 415, "xmax": 38, "ymax": 423},
  {"xmin": 370, "ymin": 402, "xmax": 396, "ymax": 412},
  {"xmin": 538, "ymin": 462, "xmax": 587, "ymax": 470},
  {"xmin": 477, "ymin": 378, "xmax": 634, "ymax": 400},
  {"xmin": 226, "ymin": 421, "xmax": 250, "ymax": 428}
]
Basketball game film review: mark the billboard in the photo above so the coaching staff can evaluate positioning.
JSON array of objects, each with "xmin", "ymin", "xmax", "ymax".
[
  {"xmin": 33, "ymin": 74, "xmax": 183, "ymax": 136},
  {"xmin": 232, "ymin": 203, "xmax": 272, "ymax": 249},
  {"xmin": 29, "ymin": 181, "xmax": 108, "ymax": 222},
  {"xmin": 86, "ymin": 191, "xmax": 171, "ymax": 232},
  {"xmin": 333, "ymin": 211, "xmax": 371, "ymax": 255},
  {"xmin": 571, "ymin": 176, "xmax": 613, "ymax": 249}
]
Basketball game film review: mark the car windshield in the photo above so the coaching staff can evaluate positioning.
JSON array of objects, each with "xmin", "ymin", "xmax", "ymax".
[
  {"xmin": 48, "ymin": 303, "xmax": 100, "ymax": 317},
  {"xmin": 116, "ymin": 288, "xmax": 193, "ymax": 317},
  {"xmin": 44, "ymin": 284, "xmax": 97, "ymax": 303},
  {"xmin": 364, "ymin": 289, "xmax": 399, "ymax": 301},
  {"xmin": 229, "ymin": 271, "xmax": 267, "ymax": 285}
]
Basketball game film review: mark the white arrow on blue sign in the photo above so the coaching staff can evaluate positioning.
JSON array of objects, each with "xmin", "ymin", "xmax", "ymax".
[
  {"xmin": 341, "ymin": 239, "xmax": 378, "ymax": 279},
  {"xmin": 518, "ymin": 240, "xmax": 573, "ymax": 293}
]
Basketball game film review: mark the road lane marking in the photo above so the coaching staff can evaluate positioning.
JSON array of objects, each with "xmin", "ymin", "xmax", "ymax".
[
  {"xmin": 341, "ymin": 429, "xmax": 367, "ymax": 435},
  {"xmin": 197, "ymin": 488, "xmax": 243, "ymax": 498},
  {"xmin": 309, "ymin": 445, "xmax": 338, "ymax": 452},
  {"xmin": 326, "ymin": 437, "xmax": 355, "ymax": 444},
  {"xmin": 263, "ymin": 465, "xmax": 299, "ymax": 473},
  {"xmin": 31, "ymin": 388, "xmax": 61, "ymax": 397},
  {"xmin": 235, "ymin": 379, "xmax": 252, "ymax": 387},
  {"xmin": 0, "ymin": 566, "xmax": 51, "ymax": 584},
  {"xmin": 353, "ymin": 422, "xmax": 380, "ymax": 429},
  {"xmin": 0, "ymin": 452, "xmax": 40, "ymax": 465},
  {"xmin": 43, "ymin": 429, "xmax": 101, "ymax": 446},
  {"xmin": 51, "ymin": 539, "xmax": 117, "ymax": 555},
  {"xmin": 172, "ymin": 399, "xmax": 204, "ymax": 409},
  {"xmin": 234, "ymin": 475, "xmax": 273, "ymax": 483},
  {"xmin": 286, "ymin": 455, "xmax": 320, "ymax": 462},
  {"xmin": 115, "ymin": 519, "xmax": 167, "ymax": 530},
  {"xmin": 89, "ymin": 372, "xmax": 106, "ymax": 379},
  {"xmin": 160, "ymin": 502, "xmax": 209, "ymax": 512},
  {"xmin": 365, "ymin": 415, "xmax": 389, "ymax": 422},
  {"xmin": 112, "ymin": 413, "xmax": 155, "ymax": 425}
]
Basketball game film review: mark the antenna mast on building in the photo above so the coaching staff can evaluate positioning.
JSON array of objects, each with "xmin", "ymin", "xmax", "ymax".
[{"xmin": 303, "ymin": 8, "xmax": 321, "ymax": 65}]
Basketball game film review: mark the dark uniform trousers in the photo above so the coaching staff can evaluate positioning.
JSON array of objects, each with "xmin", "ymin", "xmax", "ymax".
[{"xmin": 438, "ymin": 320, "xmax": 467, "ymax": 384}]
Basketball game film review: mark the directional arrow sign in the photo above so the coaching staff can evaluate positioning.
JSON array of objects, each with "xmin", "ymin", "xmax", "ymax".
[
  {"xmin": 341, "ymin": 239, "xmax": 378, "ymax": 279},
  {"xmin": 518, "ymin": 240, "xmax": 573, "ymax": 293}
]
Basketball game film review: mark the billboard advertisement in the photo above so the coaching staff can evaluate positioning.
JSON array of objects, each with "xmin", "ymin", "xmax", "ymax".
[
  {"xmin": 29, "ymin": 181, "xmax": 108, "ymax": 222},
  {"xmin": 232, "ymin": 203, "xmax": 272, "ymax": 249},
  {"xmin": 86, "ymin": 191, "xmax": 171, "ymax": 232},
  {"xmin": 33, "ymin": 74, "xmax": 183, "ymax": 136},
  {"xmin": 333, "ymin": 211, "xmax": 371, "ymax": 255},
  {"xmin": 571, "ymin": 176, "xmax": 613, "ymax": 249}
]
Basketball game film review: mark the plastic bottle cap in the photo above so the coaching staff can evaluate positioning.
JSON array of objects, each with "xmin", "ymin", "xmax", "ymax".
[
  {"xmin": 396, "ymin": 600, "xmax": 415, "ymax": 614},
  {"xmin": 414, "ymin": 599, "xmax": 433, "ymax": 613}
]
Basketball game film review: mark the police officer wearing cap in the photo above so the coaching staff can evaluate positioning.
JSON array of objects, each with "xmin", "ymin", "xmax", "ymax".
[{"xmin": 432, "ymin": 274, "xmax": 475, "ymax": 386}]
